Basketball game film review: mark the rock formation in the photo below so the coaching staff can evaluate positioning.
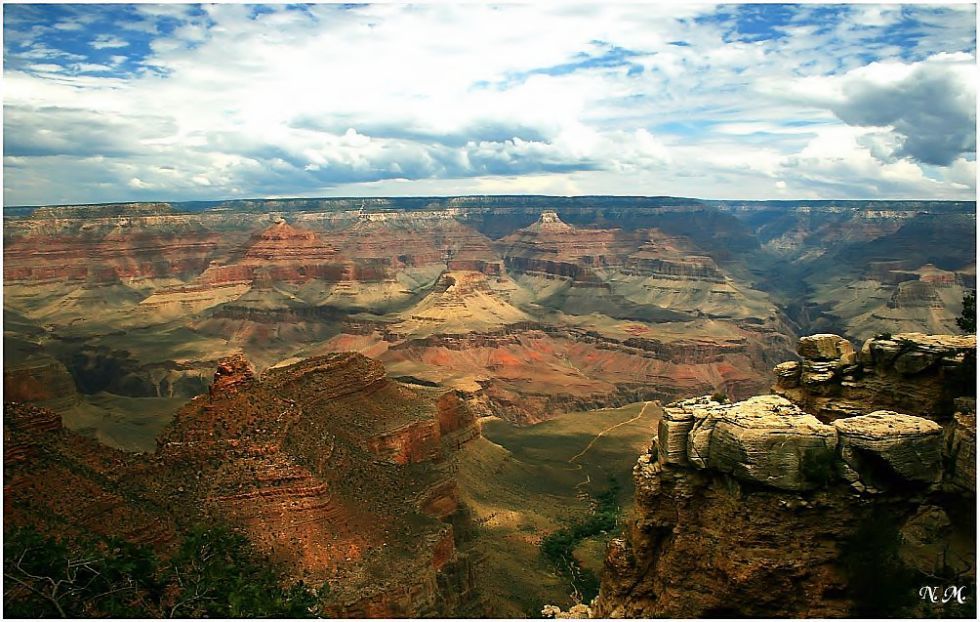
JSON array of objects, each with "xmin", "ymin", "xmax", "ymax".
[
  {"xmin": 593, "ymin": 332, "xmax": 976, "ymax": 618},
  {"xmin": 4, "ymin": 352, "xmax": 487, "ymax": 617},
  {"xmin": 774, "ymin": 332, "xmax": 975, "ymax": 421}
]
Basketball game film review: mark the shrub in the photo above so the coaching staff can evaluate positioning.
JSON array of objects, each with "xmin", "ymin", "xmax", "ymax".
[{"xmin": 3, "ymin": 525, "xmax": 322, "ymax": 618}]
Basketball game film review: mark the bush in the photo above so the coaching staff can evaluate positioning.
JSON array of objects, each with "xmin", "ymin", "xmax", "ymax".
[
  {"xmin": 956, "ymin": 290, "xmax": 976, "ymax": 334},
  {"xmin": 840, "ymin": 508, "xmax": 919, "ymax": 617},
  {"xmin": 540, "ymin": 478, "xmax": 622, "ymax": 603},
  {"xmin": 3, "ymin": 525, "xmax": 322, "ymax": 618},
  {"xmin": 800, "ymin": 448, "xmax": 837, "ymax": 486}
]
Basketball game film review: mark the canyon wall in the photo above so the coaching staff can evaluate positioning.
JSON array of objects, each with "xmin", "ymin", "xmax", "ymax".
[
  {"xmin": 4, "ymin": 352, "xmax": 487, "ymax": 617},
  {"xmin": 5, "ymin": 201, "xmax": 811, "ymax": 425},
  {"xmin": 591, "ymin": 332, "xmax": 976, "ymax": 618}
]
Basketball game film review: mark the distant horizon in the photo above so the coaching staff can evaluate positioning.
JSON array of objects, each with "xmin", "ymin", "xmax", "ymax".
[
  {"xmin": 5, "ymin": 192, "xmax": 977, "ymax": 211},
  {"xmin": 4, "ymin": 3, "xmax": 976, "ymax": 205}
]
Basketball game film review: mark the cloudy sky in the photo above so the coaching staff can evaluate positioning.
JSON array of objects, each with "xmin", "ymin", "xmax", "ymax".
[{"xmin": 3, "ymin": 2, "xmax": 976, "ymax": 205}]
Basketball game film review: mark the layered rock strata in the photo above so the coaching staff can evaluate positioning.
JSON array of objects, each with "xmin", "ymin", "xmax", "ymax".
[
  {"xmin": 774, "ymin": 332, "xmax": 975, "ymax": 421},
  {"xmin": 4, "ymin": 352, "xmax": 486, "ymax": 617},
  {"xmin": 593, "ymin": 333, "xmax": 976, "ymax": 618}
]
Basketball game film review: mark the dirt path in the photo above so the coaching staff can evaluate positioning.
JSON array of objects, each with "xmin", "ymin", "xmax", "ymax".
[{"xmin": 568, "ymin": 400, "xmax": 657, "ymax": 464}]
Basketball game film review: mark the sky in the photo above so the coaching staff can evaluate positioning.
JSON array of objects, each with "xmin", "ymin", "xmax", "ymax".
[{"xmin": 2, "ymin": 2, "xmax": 977, "ymax": 205}]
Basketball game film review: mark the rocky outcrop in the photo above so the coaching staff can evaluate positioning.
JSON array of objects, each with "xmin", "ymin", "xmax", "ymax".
[
  {"xmin": 834, "ymin": 412, "xmax": 942, "ymax": 492},
  {"xmin": 594, "ymin": 332, "xmax": 976, "ymax": 618},
  {"xmin": 679, "ymin": 395, "xmax": 837, "ymax": 491},
  {"xmin": 160, "ymin": 352, "xmax": 486, "ymax": 615},
  {"xmin": 775, "ymin": 332, "xmax": 976, "ymax": 421},
  {"xmin": 945, "ymin": 398, "xmax": 976, "ymax": 494},
  {"xmin": 208, "ymin": 353, "xmax": 255, "ymax": 398},
  {"xmin": 5, "ymin": 351, "xmax": 486, "ymax": 617}
]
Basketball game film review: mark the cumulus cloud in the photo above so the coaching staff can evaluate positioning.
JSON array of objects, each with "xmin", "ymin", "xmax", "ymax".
[
  {"xmin": 1, "ymin": 3, "xmax": 976, "ymax": 204},
  {"xmin": 826, "ymin": 54, "xmax": 975, "ymax": 166}
]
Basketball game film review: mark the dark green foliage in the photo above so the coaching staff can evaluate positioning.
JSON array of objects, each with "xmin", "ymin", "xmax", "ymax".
[
  {"xmin": 3, "ymin": 528, "xmax": 157, "ymax": 618},
  {"xmin": 3, "ymin": 525, "xmax": 322, "ymax": 618},
  {"xmin": 540, "ymin": 478, "xmax": 622, "ymax": 604},
  {"xmin": 710, "ymin": 391, "xmax": 729, "ymax": 404},
  {"xmin": 161, "ymin": 525, "xmax": 321, "ymax": 618},
  {"xmin": 840, "ymin": 508, "xmax": 919, "ymax": 617},
  {"xmin": 957, "ymin": 290, "xmax": 976, "ymax": 334}
]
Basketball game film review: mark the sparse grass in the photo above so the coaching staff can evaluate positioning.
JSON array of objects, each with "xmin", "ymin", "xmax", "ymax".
[
  {"xmin": 456, "ymin": 401, "xmax": 661, "ymax": 616},
  {"xmin": 61, "ymin": 393, "xmax": 188, "ymax": 452}
]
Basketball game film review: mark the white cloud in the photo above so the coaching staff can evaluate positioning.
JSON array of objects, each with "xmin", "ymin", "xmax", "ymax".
[
  {"xmin": 2, "ymin": 3, "xmax": 976, "ymax": 204},
  {"xmin": 810, "ymin": 53, "xmax": 975, "ymax": 165}
]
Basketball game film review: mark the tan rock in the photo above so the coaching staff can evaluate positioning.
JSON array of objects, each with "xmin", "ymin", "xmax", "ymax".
[
  {"xmin": 801, "ymin": 360, "xmax": 838, "ymax": 385},
  {"xmin": 798, "ymin": 334, "xmax": 855, "ymax": 362},
  {"xmin": 659, "ymin": 397, "xmax": 706, "ymax": 464},
  {"xmin": 542, "ymin": 603, "xmax": 592, "ymax": 618},
  {"xmin": 834, "ymin": 411, "xmax": 942, "ymax": 487},
  {"xmin": 686, "ymin": 395, "xmax": 838, "ymax": 491},
  {"xmin": 944, "ymin": 405, "xmax": 976, "ymax": 493},
  {"xmin": 773, "ymin": 361, "xmax": 801, "ymax": 388}
]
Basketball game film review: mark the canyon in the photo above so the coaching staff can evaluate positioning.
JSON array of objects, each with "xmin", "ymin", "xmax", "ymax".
[
  {"xmin": 6, "ymin": 197, "xmax": 972, "ymax": 433},
  {"xmin": 3, "ymin": 195, "xmax": 976, "ymax": 617},
  {"xmin": 5, "ymin": 352, "xmax": 486, "ymax": 617}
]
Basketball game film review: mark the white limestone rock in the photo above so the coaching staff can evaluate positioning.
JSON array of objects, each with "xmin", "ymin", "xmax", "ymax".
[
  {"xmin": 833, "ymin": 411, "xmax": 942, "ymax": 487},
  {"xmin": 686, "ymin": 395, "xmax": 837, "ymax": 491}
]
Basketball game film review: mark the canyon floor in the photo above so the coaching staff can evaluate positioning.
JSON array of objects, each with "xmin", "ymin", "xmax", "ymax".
[{"xmin": 459, "ymin": 401, "xmax": 661, "ymax": 616}]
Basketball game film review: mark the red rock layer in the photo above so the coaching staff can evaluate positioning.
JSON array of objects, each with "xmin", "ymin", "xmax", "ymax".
[
  {"xmin": 3, "ymin": 403, "xmax": 179, "ymax": 549},
  {"xmin": 4, "ymin": 348, "xmax": 486, "ymax": 616}
]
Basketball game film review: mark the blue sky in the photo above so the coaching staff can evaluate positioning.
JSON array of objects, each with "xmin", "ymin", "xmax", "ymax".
[{"xmin": 3, "ymin": 2, "xmax": 976, "ymax": 205}]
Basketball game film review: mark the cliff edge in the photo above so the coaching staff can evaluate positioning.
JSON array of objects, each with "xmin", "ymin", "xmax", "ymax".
[{"xmin": 587, "ymin": 332, "xmax": 976, "ymax": 618}]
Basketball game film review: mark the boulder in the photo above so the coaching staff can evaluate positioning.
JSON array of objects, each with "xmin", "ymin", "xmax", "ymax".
[
  {"xmin": 798, "ymin": 334, "xmax": 855, "ymax": 363},
  {"xmin": 686, "ymin": 395, "xmax": 838, "ymax": 491},
  {"xmin": 833, "ymin": 411, "xmax": 942, "ymax": 488}
]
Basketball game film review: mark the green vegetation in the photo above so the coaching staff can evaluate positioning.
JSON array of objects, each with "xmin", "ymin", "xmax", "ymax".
[
  {"xmin": 540, "ymin": 478, "xmax": 622, "ymax": 604},
  {"xmin": 458, "ymin": 401, "xmax": 660, "ymax": 616},
  {"xmin": 3, "ymin": 525, "xmax": 322, "ymax": 618},
  {"xmin": 956, "ymin": 290, "xmax": 976, "ymax": 333}
]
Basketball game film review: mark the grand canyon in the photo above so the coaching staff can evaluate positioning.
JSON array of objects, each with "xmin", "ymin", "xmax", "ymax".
[
  {"xmin": 4, "ymin": 1, "xmax": 977, "ymax": 619},
  {"xmin": 3, "ymin": 196, "xmax": 976, "ymax": 617}
]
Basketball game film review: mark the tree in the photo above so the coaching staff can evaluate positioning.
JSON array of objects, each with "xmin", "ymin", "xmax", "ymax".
[
  {"xmin": 956, "ymin": 290, "xmax": 976, "ymax": 334},
  {"xmin": 3, "ymin": 528, "xmax": 157, "ymax": 618},
  {"xmin": 3, "ymin": 526, "xmax": 322, "ymax": 618}
]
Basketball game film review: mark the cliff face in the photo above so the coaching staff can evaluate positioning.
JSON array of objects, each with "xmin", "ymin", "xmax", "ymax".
[
  {"xmin": 5, "ymin": 199, "xmax": 970, "ymax": 433},
  {"xmin": 4, "ymin": 351, "xmax": 486, "ymax": 617},
  {"xmin": 592, "ymin": 332, "xmax": 976, "ymax": 618}
]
